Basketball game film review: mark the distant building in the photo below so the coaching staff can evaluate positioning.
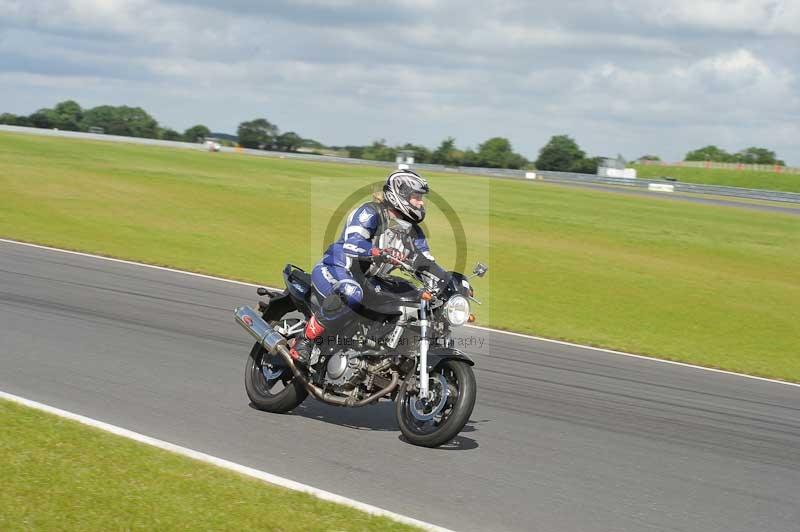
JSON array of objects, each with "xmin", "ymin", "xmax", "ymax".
[
  {"xmin": 203, "ymin": 137, "xmax": 221, "ymax": 152},
  {"xmin": 396, "ymin": 149, "xmax": 415, "ymax": 166},
  {"xmin": 598, "ymin": 155, "xmax": 636, "ymax": 178}
]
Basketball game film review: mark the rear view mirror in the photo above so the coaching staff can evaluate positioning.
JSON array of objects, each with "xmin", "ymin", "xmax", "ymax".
[{"xmin": 473, "ymin": 263, "xmax": 488, "ymax": 278}]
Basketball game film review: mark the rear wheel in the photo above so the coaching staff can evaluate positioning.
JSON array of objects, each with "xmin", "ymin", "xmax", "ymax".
[
  {"xmin": 244, "ymin": 318, "xmax": 308, "ymax": 413},
  {"xmin": 396, "ymin": 360, "xmax": 476, "ymax": 447}
]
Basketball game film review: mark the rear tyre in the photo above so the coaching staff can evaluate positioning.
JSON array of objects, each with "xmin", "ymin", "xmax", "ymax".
[
  {"xmin": 396, "ymin": 360, "xmax": 476, "ymax": 447},
  {"xmin": 244, "ymin": 314, "xmax": 309, "ymax": 413}
]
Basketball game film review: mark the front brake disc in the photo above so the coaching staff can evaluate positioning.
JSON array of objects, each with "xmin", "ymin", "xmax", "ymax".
[{"xmin": 409, "ymin": 373, "xmax": 449, "ymax": 421}]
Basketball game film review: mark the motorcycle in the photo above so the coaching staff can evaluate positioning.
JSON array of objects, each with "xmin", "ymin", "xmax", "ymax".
[{"xmin": 233, "ymin": 253, "xmax": 487, "ymax": 447}]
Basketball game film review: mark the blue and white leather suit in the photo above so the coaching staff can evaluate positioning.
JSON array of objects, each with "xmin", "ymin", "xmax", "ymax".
[{"xmin": 310, "ymin": 201, "xmax": 436, "ymax": 328}]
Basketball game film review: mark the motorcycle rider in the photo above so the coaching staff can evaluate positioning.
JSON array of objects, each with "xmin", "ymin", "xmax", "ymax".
[{"xmin": 290, "ymin": 169, "xmax": 449, "ymax": 364}]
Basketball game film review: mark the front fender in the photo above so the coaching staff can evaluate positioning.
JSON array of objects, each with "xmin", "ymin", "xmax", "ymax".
[{"xmin": 426, "ymin": 346, "xmax": 475, "ymax": 372}]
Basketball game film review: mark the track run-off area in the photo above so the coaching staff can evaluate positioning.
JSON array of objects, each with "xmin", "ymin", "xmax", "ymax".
[{"xmin": 1, "ymin": 239, "xmax": 799, "ymax": 532}]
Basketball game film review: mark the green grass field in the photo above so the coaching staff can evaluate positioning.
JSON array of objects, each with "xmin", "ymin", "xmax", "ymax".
[
  {"xmin": 633, "ymin": 163, "xmax": 800, "ymax": 193},
  {"xmin": 0, "ymin": 399, "xmax": 418, "ymax": 532},
  {"xmin": 2, "ymin": 132, "xmax": 799, "ymax": 382}
]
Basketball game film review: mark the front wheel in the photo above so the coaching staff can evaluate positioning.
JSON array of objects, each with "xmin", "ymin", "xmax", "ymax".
[{"xmin": 396, "ymin": 360, "xmax": 476, "ymax": 447}]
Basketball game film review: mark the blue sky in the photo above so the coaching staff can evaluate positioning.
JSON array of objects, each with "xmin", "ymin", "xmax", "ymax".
[{"xmin": 1, "ymin": 0, "xmax": 798, "ymax": 164}]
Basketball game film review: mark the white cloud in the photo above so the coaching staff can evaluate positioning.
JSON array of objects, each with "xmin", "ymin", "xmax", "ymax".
[
  {"xmin": 614, "ymin": 0, "xmax": 800, "ymax": 35},
  {"xmin": 688, "ymin": 49, "xmax": 773, "ymax": 85},
  {"xmin": 564, "ymin": 49, "xmax": 794, "ymax": 119},
  {"xmin": 0, "ymin": 1, "xmax": 798, "ymax": 163}
]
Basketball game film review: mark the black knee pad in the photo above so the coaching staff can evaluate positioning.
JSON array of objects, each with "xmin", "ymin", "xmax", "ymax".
[{"xmin": 321, "ymin": 291, "xmax": 346, "ymax": 315}]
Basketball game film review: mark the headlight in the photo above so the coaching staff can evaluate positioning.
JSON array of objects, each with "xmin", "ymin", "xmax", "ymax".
[{"xmin": 444, "ymin": 295, "xmax": 470, "ymax": 326}]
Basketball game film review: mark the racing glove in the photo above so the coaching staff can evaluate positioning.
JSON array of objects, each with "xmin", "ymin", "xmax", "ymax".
[{"xmin": 370, "ymin": 247, "xmax": 405, "ymax": 264}]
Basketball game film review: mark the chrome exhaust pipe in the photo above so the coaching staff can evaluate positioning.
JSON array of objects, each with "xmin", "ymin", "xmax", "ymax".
[
  {"xmin": 235, "ymin": 306, "xmax": 323, "ymax": 399},
  {"xmin": 234, "ymin": 306, "xmax": 332, "ymax": 403},
  {"xmin": 234, "ymin": 306, "xmax": 399, "ymax": 407},
  {"xmin": 234, "ymin": 306, "xmax": 287, "ymax": 354}
]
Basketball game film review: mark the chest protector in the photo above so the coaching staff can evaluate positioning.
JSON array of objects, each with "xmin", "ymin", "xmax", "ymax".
[{"xmin": 365, "ymin": 202, "xmax": 416, "ymax": 278}]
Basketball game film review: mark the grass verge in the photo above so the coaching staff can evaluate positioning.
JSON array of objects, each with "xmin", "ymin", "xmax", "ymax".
[
  {"xmin": 0, "ymin": 398, "xmax": 419, "ymax": 531},
  {"xmin": 633, "ymin": 163, "xmax": 800, "ymax": 193},
  {"xmin": 1, "ymin": 132, "xmax": 799, "ymax": 382}
]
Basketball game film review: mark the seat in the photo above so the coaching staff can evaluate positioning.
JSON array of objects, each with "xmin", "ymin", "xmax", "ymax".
[{"xmin": 289, "ymin": 269, "xmax": 312, "ymax": 289}]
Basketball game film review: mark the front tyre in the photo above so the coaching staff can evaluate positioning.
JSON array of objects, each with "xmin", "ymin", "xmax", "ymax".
[
  {"xmin": 245, "ymin": 342, "xmax": 308, "ymax": 413},
  {"xmin": 396, "ymin": 360, "xmax": 476, "ymax": 448}
]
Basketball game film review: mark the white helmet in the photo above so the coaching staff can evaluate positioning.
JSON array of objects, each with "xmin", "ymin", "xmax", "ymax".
[{"xmin": 383, "ymin": 170, "xmax": 429, "ymax": 223}]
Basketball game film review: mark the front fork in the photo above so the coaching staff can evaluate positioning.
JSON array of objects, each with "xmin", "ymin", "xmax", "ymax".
[{"xmin": 418, "ymin": 298, "xmax": 431, "ymax": 400}]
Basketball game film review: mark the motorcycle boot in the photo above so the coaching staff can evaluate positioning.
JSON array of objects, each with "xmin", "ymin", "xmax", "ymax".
[{"xmin": 289, "ymin": 314, "xmax": 325, "ymax": 365}]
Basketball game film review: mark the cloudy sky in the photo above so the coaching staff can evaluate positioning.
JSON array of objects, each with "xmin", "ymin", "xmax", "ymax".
[{"xmin": 1, "ymin": 0, "xmax": 798, "ymax": 163}]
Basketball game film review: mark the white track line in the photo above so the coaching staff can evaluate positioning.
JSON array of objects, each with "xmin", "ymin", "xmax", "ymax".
[
  {"xmin": 0, "ymin": 238, "xmax": 259, "ymax": 287},
  {"xmin": 466, "ymin": 324, "xmax": 800, "ymax": 388},
  {"xmin": 2, "ymin": 237, "xmax": 797, "ymax": 389},
  {"xmin": 0, "ymin": 390, "xmax": 452, "ymax": 532}
]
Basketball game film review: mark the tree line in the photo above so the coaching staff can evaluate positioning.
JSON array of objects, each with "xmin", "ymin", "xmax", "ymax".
[
  {"xmin": 326, "ymin": 134, "xmax": 614, "ymax": 173},
  {"xmin": 683, "ymin": 145, "xmax": 785, "ymax": 166},
  {"xmin": 0, "ymin": 100, "xmax": 216, "ymax": 143},
  {"xmin": 0, "ymin": 100, "xmax": 318, "ymax": 153},
  {"xmin": 334, "ymin": 137, "xmax": 530, "ymax": 169},
  {"xmin": 236, "ymin": 118, "xmax": 305, "ymax": 152},
  {"xmin": 1, "ymin": 100, "xmax": 786, "ymax": 171}
]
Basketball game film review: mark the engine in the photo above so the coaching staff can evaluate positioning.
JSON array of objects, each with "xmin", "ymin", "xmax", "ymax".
[{"xmin": 324, "ymin": 349, "xmax": 367, "ymax": 388}]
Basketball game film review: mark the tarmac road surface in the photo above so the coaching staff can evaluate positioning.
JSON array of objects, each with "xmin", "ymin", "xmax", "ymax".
[{"xmin": 1, "ymin": 240, "xmax": 799, "ymax": 532}]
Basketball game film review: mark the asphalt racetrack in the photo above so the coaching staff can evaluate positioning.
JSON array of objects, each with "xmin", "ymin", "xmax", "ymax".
[
  {"xmin": 1, "ymin": 240, "xmax": 799, "ymax": 532},
  {"xmin": 542, "ymin": 180, "xmax": 800, "ymax": 216}
]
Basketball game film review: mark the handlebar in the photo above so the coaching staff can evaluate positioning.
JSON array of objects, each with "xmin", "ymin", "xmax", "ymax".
[
  {"xmin": 373, "ymin": 250, "xmax": 445, "ymax": 301},
  {"xmin": 372, "ymin": 250, "xmax": 449, "ymax": 299},
  {"xmin": 374, "ymin": 249, "xmax": 415, "ymax": 273}
]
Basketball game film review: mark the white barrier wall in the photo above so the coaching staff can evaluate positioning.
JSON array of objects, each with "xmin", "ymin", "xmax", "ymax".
[{"xmin": 599, "ymin": 167, "xmax": 637, "ymax": 178}]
